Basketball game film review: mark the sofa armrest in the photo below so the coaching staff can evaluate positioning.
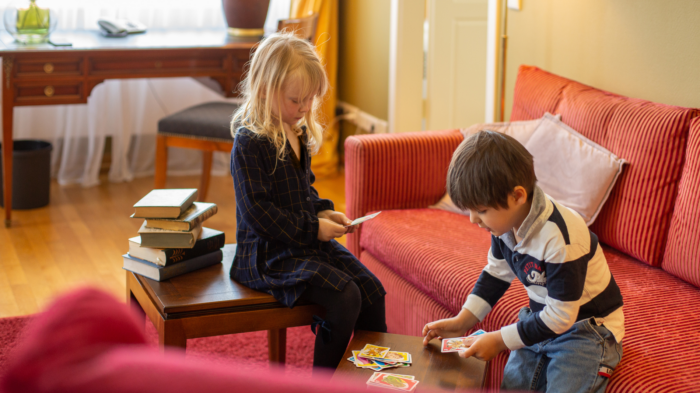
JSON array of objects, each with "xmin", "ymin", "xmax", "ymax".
[{"xmin": 344, "ymin": 129, "xmax": 464, "ymax": 256}]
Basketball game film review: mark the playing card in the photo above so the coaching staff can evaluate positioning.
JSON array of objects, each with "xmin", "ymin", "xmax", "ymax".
[
  {"xmin": 441, "ymin": 329, "xmax": 487, "ymax": 353},
  {"xmin": 359, "ymin": 344, "xmax": 391, "ymax": 359},
  {"xmin": 344, "ymin": 212, "xmax": 381, "ymax": 227},
  {"xmin": 382, "ymin": 351, "xmax": 411, "ymax": 363},
  {"xmin": 370, "ymin": 373, "xmax": 414, "ymax": 381},
  {"xmin": 368, "ymin": 372, "xmax": 419, "ymax": 392},
  {"xmin": 352, "ymin": 351, "xmax": 380, "ymax": 368}
]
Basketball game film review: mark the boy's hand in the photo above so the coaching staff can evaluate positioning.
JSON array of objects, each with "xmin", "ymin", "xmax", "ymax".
[
  {"xmin": 422, "ymin": 317, "xmax": 467, "ymax": 346},
  {"xmin": 317, "ymin": 218, "xmax": 347, "ymax": 241},
  {"xmin": 318, "ymin": 210, "xmax": 356, "ymax": 234},
  {"xmin": 458, "ymin": 331, "xmax": 508, "ymax": 362},
  {"xmin": 423, "ymin": 308, "xmax": 480, "ymax": 346}
]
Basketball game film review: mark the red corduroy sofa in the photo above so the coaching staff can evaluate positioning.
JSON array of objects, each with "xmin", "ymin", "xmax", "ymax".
[{"xmin": 345, "ymin": 65, "xmax": 700, "ymax": 392}]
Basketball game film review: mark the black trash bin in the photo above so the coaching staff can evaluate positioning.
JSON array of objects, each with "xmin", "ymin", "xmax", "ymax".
[{"xmin": 0, "ymin": 140, "xmax": 53, "ymax": 209}]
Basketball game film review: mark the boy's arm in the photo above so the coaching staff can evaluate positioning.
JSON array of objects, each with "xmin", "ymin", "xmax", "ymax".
[
  {"xmin": 463, "ymin": 237, "xmax": 517, "ymax": 321},
  {"xmin": 500, "ymin": 242, "xmax": 591, "ymax": 351},
  {"xmin": 232, "ymin": 135, "xmax": 321, "ymax": 248}
]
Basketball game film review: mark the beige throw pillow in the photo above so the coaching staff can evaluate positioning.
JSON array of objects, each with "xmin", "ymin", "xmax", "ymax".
[
  {"xmin": 460, "ymin": 114, "xmax": 561, "ymax": 146},
  {"xmin": 525, "ymin": 113, "xmax": 627, "ymax": 226},
  {"xmin": 433, "ymin": 115, "xmax": 562, "ymax": 216}
]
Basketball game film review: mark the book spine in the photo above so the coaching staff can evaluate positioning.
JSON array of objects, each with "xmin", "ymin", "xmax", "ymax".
[
  {"xmin": 161, "ymin": 232, "xmax": 225, "ymax": 265},
  {"xmin": 188, "ymin": 205, "xmax": 218, "ymax": 230},
  {"xmin": 159, "ymin": 250, "xmax": 223, "ymax": 280}
]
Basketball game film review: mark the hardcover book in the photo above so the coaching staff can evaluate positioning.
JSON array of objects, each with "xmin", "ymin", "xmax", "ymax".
[
  {"xmin": 137, "ymin": 221, "xmax": 202, "ymax": 249},
  {"xmin": 141, "ymin": 202, "xmax": 218, "ymax": 231},
  {"xmin": 123, "ymin": 249, "xmax": 223, "ymax": 281},
  {"xmin": 128, "ymin": 227, "xmax": 225, "ymax": 266},
  {"xmin": 132, "ymin": 188, "xmax": 198, "ymax": 218}
]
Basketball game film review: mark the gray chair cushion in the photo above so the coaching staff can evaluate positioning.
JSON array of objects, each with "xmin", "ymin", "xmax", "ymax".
[{"xmin": 158, "ymin": 102, "xmax": 239, "ymax": 141}]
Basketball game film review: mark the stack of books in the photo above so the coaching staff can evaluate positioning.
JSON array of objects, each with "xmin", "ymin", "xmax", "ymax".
[{"xmin": 123, "ymin": 188, "xmax": 225, "ymax": 281}]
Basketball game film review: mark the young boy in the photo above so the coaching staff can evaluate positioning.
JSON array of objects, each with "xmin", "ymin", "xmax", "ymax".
[{"xmin": 422, "ymin": 130, "xmax": 624, "ymax": 392}]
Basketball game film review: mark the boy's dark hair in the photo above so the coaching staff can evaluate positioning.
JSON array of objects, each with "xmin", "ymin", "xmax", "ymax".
[{"xmin": 447, "ymin": 130, "xmax": 537, "ymax": 210}]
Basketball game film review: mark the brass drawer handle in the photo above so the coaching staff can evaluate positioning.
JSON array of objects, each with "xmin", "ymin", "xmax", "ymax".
[
  {"xmin": 44, "ymin": 86, "xmax": 55, "ymax": 97},
  {"xmin": 44, "ymin": 63, "xmax": 54, "ymax": 74}
]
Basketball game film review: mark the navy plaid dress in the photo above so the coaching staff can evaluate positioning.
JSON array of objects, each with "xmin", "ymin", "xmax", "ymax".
[{"xmin": 230, "ymin": 127, "xmax": 385, "ymax": 309}]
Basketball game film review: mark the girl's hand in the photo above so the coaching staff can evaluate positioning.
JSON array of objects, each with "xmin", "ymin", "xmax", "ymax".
[
  {"xmin": 458, "ymin": 331, "xmax": 508, "ymax": 362},
  {"xmin": 318, "ymin": 210, "xmax": 356, "ymax": 234},
  {"xmin": 318, "ymin": 218, "xmax": 347, "ymax": 242}
]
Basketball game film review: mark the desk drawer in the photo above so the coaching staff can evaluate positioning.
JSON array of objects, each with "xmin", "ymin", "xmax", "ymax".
[
  {"xmin": 14, "ymin": 81, "xmax": 83, "ymax": 105},
  {"xmin": 15, "ymin": 58, "xmax": 83, "ymax": 78},
  {"xmin": 89, "ymin": 56, "xmax": 226, "ymax": 76}
]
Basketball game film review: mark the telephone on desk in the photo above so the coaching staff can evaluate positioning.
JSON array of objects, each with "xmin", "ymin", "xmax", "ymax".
[{"xmin": 98, "ymin": 18, "xmax": 147, "ymax": 37}]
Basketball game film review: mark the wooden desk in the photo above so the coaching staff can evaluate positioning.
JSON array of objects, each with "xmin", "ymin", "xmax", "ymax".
[
  {"xmin": 127, "ymin": 244, "xmax": 323, "ymax": 363},
  {"xmin": 333, "ymin": 331, "xmax": 487, "ymax": 391},
  {"xmin": 0, "ymin": 29, "xmax": 256, "ymax": 227}
]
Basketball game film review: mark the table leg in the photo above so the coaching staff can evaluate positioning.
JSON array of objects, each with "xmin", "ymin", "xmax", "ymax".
[
  {"xmin": 126, "ymin": 279, "xmax": 146, "ymax": 329},
  {"xmin": 268, "ymin": 328, "xmax": 287, "ymax": 365},
  {"xmin": 154, "ymin": 134, "xmax": 168, "ymax": 189},
  {"xmin": 160, "ymin": 319, "xmax": 187, "ymax": 351},
  {"xmin": 2, "ymin": 58, "xmax": 14, "ymax": 228},
  {"xmin": 199, "ymin": 150, "xmax": 213, "ymax": 201}
]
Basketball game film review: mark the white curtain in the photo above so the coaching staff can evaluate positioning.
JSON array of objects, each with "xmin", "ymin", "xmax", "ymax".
[{"xmin": 0, "ymin": 0, "xmax": 291, "ymax": 187}]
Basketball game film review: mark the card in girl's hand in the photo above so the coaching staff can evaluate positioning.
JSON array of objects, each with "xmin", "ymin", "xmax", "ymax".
[
  {"xmin": 359, "ymin": 343, "xmax": 391, "ymax": 359},
  {"xmin": 344, "ymin": 212, "xmax": 381, "ymax": 227},
  {"xmin": 441, "ymin": 329, "xmax": 486, "ymax": 353}
]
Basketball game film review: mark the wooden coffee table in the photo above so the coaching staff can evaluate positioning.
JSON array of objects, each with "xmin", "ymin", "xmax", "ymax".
[
  {"xmin": 333, "ymin": 331, "xmax": 487, "ymax": 391},
  {"xmin": 126, "ymin": 244, "xmax": 323, "ymax": 364}
]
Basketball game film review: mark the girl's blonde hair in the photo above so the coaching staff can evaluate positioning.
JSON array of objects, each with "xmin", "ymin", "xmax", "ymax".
[{"xmin": 231, "ymin": 32, "xmax": 329, "ymax": 162}]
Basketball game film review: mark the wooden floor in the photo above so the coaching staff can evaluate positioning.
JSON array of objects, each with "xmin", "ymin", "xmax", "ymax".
[{"xmin": 0, "ymin": 172, "xmax": 346, "ymax": 318}]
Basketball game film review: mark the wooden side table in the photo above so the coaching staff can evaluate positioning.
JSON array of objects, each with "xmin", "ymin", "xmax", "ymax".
[
  {"xmin": 333, "ymin": 330, "xmax": 487, "ymax": 391},
  {"xmin": 126, "ymin": 244, "xmax": 323, "ymax": 364}
]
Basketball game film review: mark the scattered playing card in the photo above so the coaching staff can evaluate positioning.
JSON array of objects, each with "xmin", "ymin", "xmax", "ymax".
[
  {"xmin": 344, "ymin": 212, "xmax": 381, "ymax": 227},
  {"xmin": 441, "ymin": 329, "xmax": 487, "ymax": 353},
  {"xmin": 382, "ymin": 351, "xmax": 412, "ymax": 363},
  {"xmin": 359, "ymin": 344, "xmax": 391, "ymax": 359},
  {"xmin": 352, "ymin": 351, "xmax": 380, "ymax": 368},
  {"xmin": 368, "ymin": 372, "xmax": 419, "ymax": 392}
]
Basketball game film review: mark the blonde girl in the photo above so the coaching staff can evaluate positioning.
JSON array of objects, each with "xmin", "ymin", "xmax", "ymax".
[{"xmin": 229, "ymin": 32, "xmax": 387, "ymax": 371}]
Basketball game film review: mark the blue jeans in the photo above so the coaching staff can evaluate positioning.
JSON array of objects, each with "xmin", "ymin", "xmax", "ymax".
[{"xmin": 501, "ymin": 307, "xmax": 623, "ymax": 393}]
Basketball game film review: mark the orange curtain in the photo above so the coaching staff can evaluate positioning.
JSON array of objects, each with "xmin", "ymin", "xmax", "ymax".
[{"xmin": 290, "ymin": 0, "xmax": 339, "ymax": 179}]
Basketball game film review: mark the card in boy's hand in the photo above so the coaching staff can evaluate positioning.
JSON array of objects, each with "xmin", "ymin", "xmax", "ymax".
[
  {"xmin": 359, "ymin": 343, "xmax": 391, "ymax": 359},
  {"xmin": 441, "ymin": 329, "xmax": 486, "ymax": 353},
  {"xmin": 344, "ymin": 211, "xmax": 381, "ymax": 227},
  {"xmin": 367, "ymin": 372, "xmax": 419, "ymax": 392}
]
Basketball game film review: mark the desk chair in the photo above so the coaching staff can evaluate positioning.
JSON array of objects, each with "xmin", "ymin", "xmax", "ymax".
[{"xmin": 154, "ymin": 15, "xmax": 319, "ymax": 201}]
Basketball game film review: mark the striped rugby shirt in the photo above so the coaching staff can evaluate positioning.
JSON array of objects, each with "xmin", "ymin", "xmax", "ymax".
[{"xmin": 463, "ymin": 186, "xmax": 625, "ymax": 350}]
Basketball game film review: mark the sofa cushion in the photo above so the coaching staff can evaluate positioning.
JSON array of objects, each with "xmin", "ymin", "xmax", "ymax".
[
  {"xmin": 360, "ymin": 209, "xmax": 493, "ymax": 314},
  {"xmin": 361, "ymin": 208, "xmax": 700, "ymax": 391},
  {"xmin": 601, "ymin": 246, "xmax": 700, "ymax": 392},
  {"xmin": 510, "ymin": 66, "xmax": 569, "ymax": 121},
  {"xmin": 510, "ymin": 65, "xmax": 699, "ymax": 266},
  {"xmin": 663, "ymin": 117, "xmax": 700, "ymax": 287}
]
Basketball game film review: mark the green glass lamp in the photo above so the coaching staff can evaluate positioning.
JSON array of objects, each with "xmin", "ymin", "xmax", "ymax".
[{"xmin": 4, "ymin": 0, "xmax": 57, "ymax": 44}]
